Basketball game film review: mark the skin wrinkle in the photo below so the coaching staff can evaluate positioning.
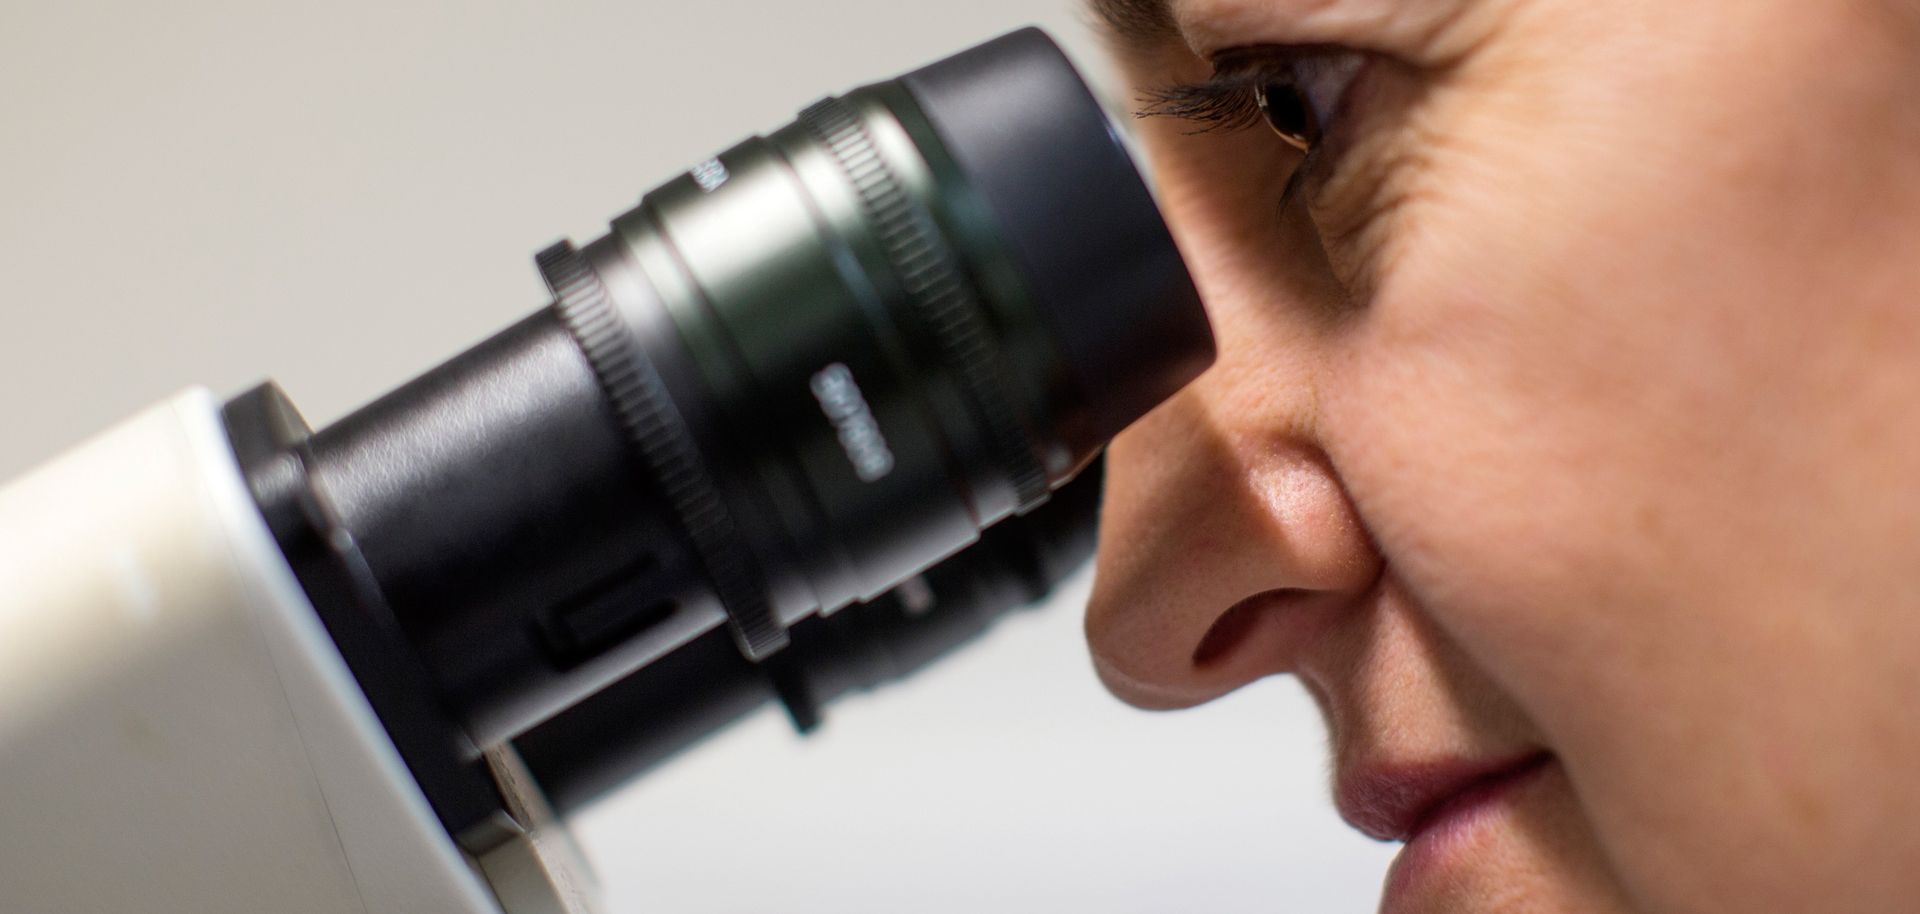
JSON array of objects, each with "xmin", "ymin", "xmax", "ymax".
[
  {"xmin": 1083, "ymin": 0, "xmax": 1920, "ymax": 911},
  {"xmin": 1306, "ymin": 5, "xmax": 1549, "ymax": 297}
]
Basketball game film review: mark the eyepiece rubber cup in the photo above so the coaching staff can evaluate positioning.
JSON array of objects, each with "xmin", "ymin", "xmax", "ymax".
[{"xmin": 900, "ymin": 28, "xmax": 1214, "ymax": 446}]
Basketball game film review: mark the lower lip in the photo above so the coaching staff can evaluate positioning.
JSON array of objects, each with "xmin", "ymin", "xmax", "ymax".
[{"xmin": 1380, "ymin": 756, "xmax": 1554, "ymax": 913}]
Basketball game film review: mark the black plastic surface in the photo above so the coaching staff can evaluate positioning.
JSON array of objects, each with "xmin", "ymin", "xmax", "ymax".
[
  {"xmin": 515, "ymin": 462, "xmax": 1105, "ymax": 816},
  {"xmin": 305, "ymin": 307, "xmax": 720, "ymax": 749},
  {"xmin": 222, "ymin": 384, "xmax": 508, "ymax": 842}
]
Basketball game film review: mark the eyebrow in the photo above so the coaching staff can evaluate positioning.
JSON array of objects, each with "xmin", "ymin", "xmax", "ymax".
[{"xmin": 1086, "ymin": 0, "xmax": 1183, "ymax": 49}]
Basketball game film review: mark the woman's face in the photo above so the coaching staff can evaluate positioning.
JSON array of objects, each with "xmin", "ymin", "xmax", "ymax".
[{"xmin": 1083, "ymin": 1, "xmax": 1920, "ymax": 911}]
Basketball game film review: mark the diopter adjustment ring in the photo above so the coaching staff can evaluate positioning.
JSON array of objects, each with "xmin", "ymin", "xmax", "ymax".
[
  {"xmin": 798, "ymin": 95, "xmax": 1052, "ymax": 514},
  {"xmin": 537, "ymin": 240, "xmax": 790, "ymax": 661}
]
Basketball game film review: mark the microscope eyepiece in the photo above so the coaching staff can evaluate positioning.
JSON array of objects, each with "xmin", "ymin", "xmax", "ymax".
[{"xmin": 222, "ymin": 27, "xmax": 1211, "ymax": 845}]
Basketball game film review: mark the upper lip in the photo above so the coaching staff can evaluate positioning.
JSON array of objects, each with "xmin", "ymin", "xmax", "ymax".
[{"xmin": 1334, "ymin": 751, "xmax": 1553, "ymax": 842}]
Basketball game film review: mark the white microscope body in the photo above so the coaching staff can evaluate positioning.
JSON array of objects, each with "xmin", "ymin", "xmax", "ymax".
[{"xmin": 0, "ymin": 391, "xmax": 593, "ymax": 914}]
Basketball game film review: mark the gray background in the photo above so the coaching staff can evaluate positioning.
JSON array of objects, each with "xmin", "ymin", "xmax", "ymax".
[{"xmin": 0, "ymin": 0, "xmax": 1393, "ymax": 910}]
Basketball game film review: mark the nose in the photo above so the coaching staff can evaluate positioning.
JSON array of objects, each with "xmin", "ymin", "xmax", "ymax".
[{"xmin": 1084, "ymin": 219, "xmax": 1381, "ymax": 711}]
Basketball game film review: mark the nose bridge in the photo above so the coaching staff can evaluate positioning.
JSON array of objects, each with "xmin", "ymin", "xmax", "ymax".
[{"xmin": 1085, "ymin": 320, "xmax": 1382, "ymax": 709}]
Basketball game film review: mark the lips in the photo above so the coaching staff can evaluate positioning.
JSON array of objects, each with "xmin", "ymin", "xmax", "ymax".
[{"xmin": 1335, "ymin": 751, "xmax": 1554, "ymax": 842}]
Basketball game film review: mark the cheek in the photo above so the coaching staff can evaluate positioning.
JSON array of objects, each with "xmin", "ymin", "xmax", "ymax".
[
  {"xmin": 1309, "ymin": 0, "xmax": 1715, "ymax": 775},
  {"xmin": 1320, "ymin": 274, "xmax": 1649, "ymax": 722},
  {"xmin": 1313, "ymin": 9, "xmax": 1920, "ymax": 904},
  {"xmin": 1317, "ymin": 257, "xmax": 1737, "ymax": 913}
]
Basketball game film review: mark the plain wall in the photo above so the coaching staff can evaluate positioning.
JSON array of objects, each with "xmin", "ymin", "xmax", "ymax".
[{"xmin": 0, "ymin": 1, "xmax": 1395, "ymax": 910}]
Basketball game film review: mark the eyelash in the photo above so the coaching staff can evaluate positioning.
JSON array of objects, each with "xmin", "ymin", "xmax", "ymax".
[
  {"xmin": 1135, "ymin": 66, "xmax": 1278, "ymax": 136},
  {"xmin": 1135, "ymin": 47, "xmax": 1365, "ymax": 207},
  {"xmin": 1140, "ymin": 46, "xmax": 1368, "ymax": 144},
  {"xmin": 1136, "ymin": 69, "xmax": 1274, "ymax": 133}
]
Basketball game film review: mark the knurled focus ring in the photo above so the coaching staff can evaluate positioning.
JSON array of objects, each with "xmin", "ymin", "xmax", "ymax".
[
  {"xmin": 798, "ymin": 96, "xmax": 1052, "ymax": 513},
  {"xmin": 538, "ymin": 241, "xmax": 789, "ymax": 661}
]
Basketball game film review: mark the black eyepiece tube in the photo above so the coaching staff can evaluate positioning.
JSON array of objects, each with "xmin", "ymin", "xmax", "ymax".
[{"xmin": 224, "ymin": 27, "xmax": 1210, "ymax": 841}]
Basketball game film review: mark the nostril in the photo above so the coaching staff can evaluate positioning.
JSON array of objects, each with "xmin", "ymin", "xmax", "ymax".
[{"xmin": 1193, "ymin": 588, "xmax": 1310, "ymax": 668}]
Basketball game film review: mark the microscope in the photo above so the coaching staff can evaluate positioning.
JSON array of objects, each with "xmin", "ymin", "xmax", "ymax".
[{"xmin": 0, "ymin": 28, "xmax": 1213, "ymax": 913}]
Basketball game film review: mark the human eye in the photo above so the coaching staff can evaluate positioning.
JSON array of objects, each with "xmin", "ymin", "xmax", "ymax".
[
  {"xmin": 1128, "ymin": 43, "xmax": 1405, "ymax": 282},
  {"xmin": 1136, "ymin": 46, "xmax": 1368, "ymax": 153}
]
